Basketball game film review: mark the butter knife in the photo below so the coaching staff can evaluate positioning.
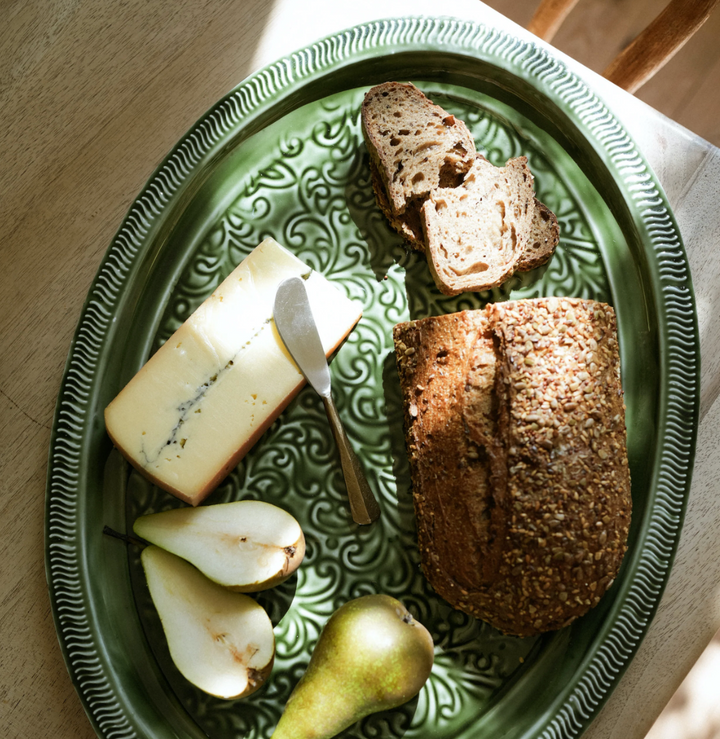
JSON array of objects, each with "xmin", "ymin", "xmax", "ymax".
[{"xmin": 274, "ymin": 277, "xmax": 380, "ymax": 525}]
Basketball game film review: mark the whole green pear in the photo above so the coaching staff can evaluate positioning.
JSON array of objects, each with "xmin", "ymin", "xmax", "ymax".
[{"xmin": 271, "ymin": 594, "xmax": 434, "ymax": 739}]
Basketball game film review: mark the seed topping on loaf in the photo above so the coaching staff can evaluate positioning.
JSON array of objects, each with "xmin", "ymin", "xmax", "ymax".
[
  {"xmin": 394, "ymin": 298, "xmax": 631, "ymax": 637},
  {"xmin": 488, "ymin": 299, "xmax": 631, "ymax": 633}
]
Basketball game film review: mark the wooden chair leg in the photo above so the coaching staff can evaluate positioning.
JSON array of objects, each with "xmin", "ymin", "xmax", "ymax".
[
  {"xmin": 527, "ymin": 0, "xmax": 582, "ymax": 42},
  {"xmin": 603, "ymin": 0, "xmax": 720, "ymax": 93}
]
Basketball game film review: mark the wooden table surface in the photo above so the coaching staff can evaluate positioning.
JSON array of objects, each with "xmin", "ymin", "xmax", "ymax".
[{"xmin": 2, "ymin": 1, "xmax": 719, "ymax": 738}]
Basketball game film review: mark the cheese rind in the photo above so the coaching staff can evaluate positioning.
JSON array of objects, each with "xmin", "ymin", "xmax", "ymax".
[{"xmin": 105, "ymin": 238, "xmax": 362, "ymax": 505}]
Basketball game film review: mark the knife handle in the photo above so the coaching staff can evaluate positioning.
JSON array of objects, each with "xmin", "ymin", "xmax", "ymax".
[{"xmin": 322, "ymin": 393, "xmax": 380, "ymax": 525}]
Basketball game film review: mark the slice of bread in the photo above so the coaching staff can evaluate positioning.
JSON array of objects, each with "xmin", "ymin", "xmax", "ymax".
[
  {"xmin": 363, "ymin": 83, "xmax": 560, "ymax": 291},
  {"xmin": 421, "ymin": 156, "xmax": 537, "ymax": 295},
  {"xmin": 371, "ymin": 152, "xmax": 560, "ymax": 268},
  {"xmin": 394, "ymin": 298, "xmax": 631, "ymax": 637},
  {"xmin": 517, "ymin": 199, "xmax": 560, "ymax": 272},
  {"xmin": 368, "ymin": 158, "xmax": 424, "ymax": 250},
  {"xmin": 361, "ymin": 82, "xmax": 476, "ymax": 217},
  {"xmin": 370, "ymin": 154, "xmax": 560, "ymax": 268}
]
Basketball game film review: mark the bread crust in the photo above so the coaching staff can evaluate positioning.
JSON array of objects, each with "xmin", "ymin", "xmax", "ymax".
[
  {"xmin": 368, "ymin": 158, "xmax": 425, "ymax": 250},
  {"xmin": 394, "ymin": 311, "xmax": 497, "ymax": 594},
  {"xmin": 394, "ymin": 298, "xmax": 631, "ymax": 636}
]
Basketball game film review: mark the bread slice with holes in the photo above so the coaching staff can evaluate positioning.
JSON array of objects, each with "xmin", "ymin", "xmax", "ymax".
[
  {"xmin": 422, "ymin": 155, "xmax": 538, "ymax": 295},
  {"xmin": 361, "ymin": 82, "xmax": 476, "ymax": 218},
  {"xmin": 370, "ymin": 153, "xmax": 560, "ymax": 267}
]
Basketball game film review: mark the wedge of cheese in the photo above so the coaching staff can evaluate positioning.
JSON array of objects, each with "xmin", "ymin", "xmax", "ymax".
[{"xmin": 105, "ymin": 238, "xmax": 363, "ymax": 505}]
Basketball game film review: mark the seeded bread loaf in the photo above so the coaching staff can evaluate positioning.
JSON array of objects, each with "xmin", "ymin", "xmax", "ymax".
[
  {"xmin": 361, "ymin": 82, "xmax": 476, "ymax": 217},
  {"xmin": 394, "ymin": 298, "xmax": 631, "ymax": 636}
]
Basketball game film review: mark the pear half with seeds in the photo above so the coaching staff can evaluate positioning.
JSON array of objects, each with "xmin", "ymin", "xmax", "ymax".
[
  {"xmin": 134, "ymin": 500, "xmax": 305, "ymax": 592},
  {"xmin": 141, "ymin": 545, "xmax": 275, "ymax": 699}
]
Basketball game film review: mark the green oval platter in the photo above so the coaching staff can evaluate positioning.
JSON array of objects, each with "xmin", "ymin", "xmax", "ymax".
[{"xmin": 46, "ymin": 16, "xmax": 700, "ymax": 739}]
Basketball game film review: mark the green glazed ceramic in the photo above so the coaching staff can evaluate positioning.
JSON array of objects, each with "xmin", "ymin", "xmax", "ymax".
[{"xmin": 46, "ymin": 17, "xmax": 700, "ymax": 739}]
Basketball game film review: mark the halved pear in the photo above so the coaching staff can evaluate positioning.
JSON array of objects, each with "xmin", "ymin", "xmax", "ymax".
[
  {"xmin": 134, "ymin": 500, "xmax": 305, "ymax": 592},
  {"xmin": 141, "ymin": 545, "xmax": 275, "ymax": 699}
]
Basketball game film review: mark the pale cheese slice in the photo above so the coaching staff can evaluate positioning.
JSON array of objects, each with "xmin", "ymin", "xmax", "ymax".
[{"xmin": 105, "ymin": 238, "xmax": 363, "ymax": 505}]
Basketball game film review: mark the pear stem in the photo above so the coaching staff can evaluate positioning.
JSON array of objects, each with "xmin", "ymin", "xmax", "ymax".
[{"xmin": 103, "ymin": 525, "xmax": 148, "ymax": 548}]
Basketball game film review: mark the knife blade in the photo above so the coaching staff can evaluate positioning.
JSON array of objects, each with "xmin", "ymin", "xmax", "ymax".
[
  {"xmin": 274, "ymin": 277, "xmax": 380, "ymax": 525},
  {"xmin": 274, "ymin": 277, "xmax": 332, "ymax": 398}
]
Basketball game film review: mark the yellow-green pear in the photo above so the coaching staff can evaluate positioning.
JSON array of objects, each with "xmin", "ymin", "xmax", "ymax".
[
  {"xmin": 271, "ymin": 594, "xmax": 434, "ymax": 739},
  {"xmin": 134, "ymin": 500, "xmax": 305, "ymax": 592},
  {"xmin": 141, "ymin": 545, "xmax": 275, "ymax": 699}
]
